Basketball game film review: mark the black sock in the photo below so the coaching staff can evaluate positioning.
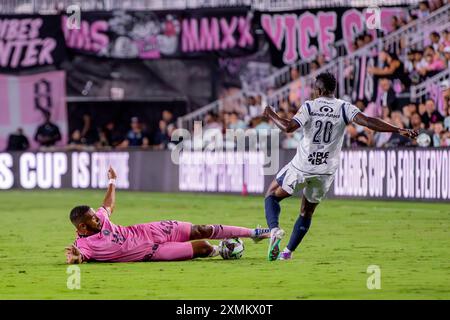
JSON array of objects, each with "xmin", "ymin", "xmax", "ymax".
[
  {"xmin": 265, "ymin": 195, "xmax": 281, "ymax": 229},
  {"xmin": 286, "ymin": 215, "xmax": 312, "ymax": 251}
]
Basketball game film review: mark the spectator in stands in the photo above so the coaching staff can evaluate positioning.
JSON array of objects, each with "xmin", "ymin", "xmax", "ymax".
[
  {"xmin": 405, "ymin": 50, "xmax": 416, "ymax": 72},
  {"xmin": 250, "ymin": 116, "xmax": 271, "ymax": 132},
  {"xmin": 228, "ymin": 112, "xmax": 247, "ymax": 130},
  {"xmin": 442, "ymin": 30, "xmax": 450, "ymax": 47},
  {"xmin": 390, "ymin": 16, "xmax": 403, "ymax": 31},
  {"xmin": 162, "ymin": 110, "xmax": 175, "ymax": 126},
  {"xmin": 282, "ymin": 131, "xmax": 302, "ymax": 149},
  {"xmin": 409, "ymin": 112, "xmax": 424, "ymax": 131},
  {"xmin": 118, "ymin": 117, "xmax": 149, "ymax": 149},
  {"xmin": 6, "ymin": 128, "xmax": 29, "ymax": 151},
  {"xmin": 102, "ymin": 121, "xmax": 123, "ymax": 148},
  {"xmin": 316, "ymin": 54, "xmax": 327, "ymax": 67},
  {"xmin": 345, "ymin": 124, "xmax": 371, "ymax": 147},
  {"xmin": 432, "ymin": 122, "xmax": 445, "ymax": 146},
  {"xmin": 368, "ymin": 51, "xmax": 410, "ymax": 89},
  {"xmin": 363, "ymin": 33, "xmax": 373, "ymax": 46},
  {"xmin": 417, "ymin": 1, "xmax": 431, "ymax": 19},
  {"xmin": 418, "ymin": 46, "xmax": 446, "ymax": 77},
  {"xmin": 204, "ymin": 112, "xmax": 222, "ymax": 131},
  {"xmin": 384, "ymin": 119, "xmax": 412, "ymax": 147},
  {"xmin": 442, "ymin": 46, "xmax": 450, "ymax": 67},
  {"xmin": 79, "ymin": 113, "xmax": 98, "ymax": 145},
  {"xmin": 34, "ymin": 112, "xmax": 61, "ymax": 148},
  {"xmin": 355, "ymin": 35, "xmax": 365, "ymax": 49},
  {"xmin": 153, "ymin": 120, "xmax": 170, "ymax": 150},
  {"xmin": 67, "ymin": 130, "xmax": 88, "ymax": 151},
  {"xmin": 430, "ymin": 31, "xmax": 441, "ymax": 51},
  {"xmin": 421, "ymin": 99, "xmax": 444, "ymax": 128},
  {"xmin": 244, "ymin": 95, "xmax": 262, "ymax": 123},
  {"xmin": 310, "ymin": 60, "xmax": 320, "ymax": 72},
  {"xmin": 442, "ymin": 93, "xmax": 450, "ymax": 129},
  {"xmin": 413, "ymin": 49, "xmax": 428, "ymax": 72},
  {"xmin": 379, "ymin": 78, "xmax": 401, "ymax": 114},
  {"xmin": 166, "ymin": 123, "xmax": 178, "ymax": 150},
  {"xmin": 96, "ymin": 128, "xmax": 112, "ymax": 150},
  {"xmin": 288, "ymin": 67, "xmax": 301, "ymax": 107}
]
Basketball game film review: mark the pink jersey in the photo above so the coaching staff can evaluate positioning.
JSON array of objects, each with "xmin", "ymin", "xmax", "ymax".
[{"xmin": 74, "ymin": 207, "xmax": 159, "ymax": 262}]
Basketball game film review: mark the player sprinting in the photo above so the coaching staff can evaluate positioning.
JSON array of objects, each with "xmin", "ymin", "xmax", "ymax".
[
  {"xmin": 263, "ymin": 72, "xmax": 418, "ymax": 261},
  {"xmin": 65, "ymin": 166, "xmax": 269, "ymax": 264}
]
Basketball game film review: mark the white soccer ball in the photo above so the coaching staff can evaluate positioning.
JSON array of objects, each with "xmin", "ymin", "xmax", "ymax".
[
  {"xmin": 219, "ymin": 238, "xmax": 244, "ymax": 260},
  {"xmin": 416, "ymin": 133, "xmax": 431, "ymax": 147}
]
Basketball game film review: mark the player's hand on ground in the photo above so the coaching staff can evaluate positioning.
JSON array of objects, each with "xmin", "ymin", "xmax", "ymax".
[
  {"xmin": 65, "ymin": 245, "xmax": 83, "ymax": 264},
  {"xmin": 107, "ymin": 166, "xmax": 117, "ymax": 180},
  {"xmin": 399, "ymin": 128, "xmax": 419, "ymax": 139}
]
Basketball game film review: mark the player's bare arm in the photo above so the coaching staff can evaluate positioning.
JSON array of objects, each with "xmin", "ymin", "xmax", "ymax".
[
  {"xmin": 102, "ymin": 166, "xmax": 117, "ymax": 214},
  {"xmin": 263, "ymin": 106, "xmax": 300, "ymax": 133},
  {"xmin": 353, "ymin": 112, "xmax": 418, "ymax": 139}
]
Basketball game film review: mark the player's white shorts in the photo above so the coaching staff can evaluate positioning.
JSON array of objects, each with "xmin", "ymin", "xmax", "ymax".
[{"xmin": 275, "ymin": 162, "xmax": 335, "ymax": 203}]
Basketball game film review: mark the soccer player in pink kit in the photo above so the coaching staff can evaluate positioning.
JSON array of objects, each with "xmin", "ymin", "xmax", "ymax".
[{"xmin": 65, "ymin": 166, "xmax": 269, "ymax": 264}]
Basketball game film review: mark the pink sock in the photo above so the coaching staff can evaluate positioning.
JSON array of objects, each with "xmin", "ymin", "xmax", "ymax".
[{"xmin": 209, "ymin": 225, "xmax": 252, "ymax": 239}]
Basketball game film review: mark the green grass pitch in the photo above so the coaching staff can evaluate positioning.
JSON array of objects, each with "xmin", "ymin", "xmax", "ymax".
[{"xmin": 0, "ymin": 190, "xmax": 449, "ymax": 300}]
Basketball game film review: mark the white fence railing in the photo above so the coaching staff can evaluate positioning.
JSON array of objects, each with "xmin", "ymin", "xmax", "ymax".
[
  {"xmin": 0, "ymin": 0, "xmax": 427, "ymax": 13},
  {"xmin": 410, "ymin": 68, "xmax": 450, "ymax": 102},
  {"xmin": 177, "ymin": 91, "xmax": 246, "ymax": 132}
]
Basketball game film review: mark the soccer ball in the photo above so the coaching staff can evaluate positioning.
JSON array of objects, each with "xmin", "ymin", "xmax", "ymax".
[{"xmin": 219, "ymin": 238, "xmax": 244, "ymax": 260}]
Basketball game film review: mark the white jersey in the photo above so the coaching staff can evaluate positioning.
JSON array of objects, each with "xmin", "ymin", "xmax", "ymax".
[{"xmin": 291, "ymin": 96, "xmax": 361, "ymax": 175}]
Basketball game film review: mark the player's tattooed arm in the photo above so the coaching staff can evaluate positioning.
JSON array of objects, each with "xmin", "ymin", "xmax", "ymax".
[
  {"xmin": 353, "ymin": 113, "xmax": 418, "ymax": 139},
  {"xmin": 263, "ymin": 106, "xmax": 300, "ymax": 133},
  {"xmin": 102, "ymin": 166, "xmax": 117, "ymax": 214}
]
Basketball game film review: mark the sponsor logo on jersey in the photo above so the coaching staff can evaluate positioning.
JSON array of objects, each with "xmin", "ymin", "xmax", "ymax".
[
  {"xmin": 319, "ymin": 105, "xmax": 334, "ymax": 113},
  {"xmin": 308, "ymin": 151, "xmax": 330, "ymax": 165},
  {"xmin": 310, "ymin": 111, "xmax": 340, "ymax": 118}
]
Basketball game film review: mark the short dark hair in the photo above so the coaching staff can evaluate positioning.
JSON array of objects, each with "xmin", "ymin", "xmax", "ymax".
[
  {"xmin": 315, "ymin": 72, "xmax": 336, "ymax": 95},
  {"xmin": 70, "ymin": 205, "xmax": 90, "ymax": 225},
  {"xmin": 431, "ymin": 31, "xmax": 440, "ymax": 38}
]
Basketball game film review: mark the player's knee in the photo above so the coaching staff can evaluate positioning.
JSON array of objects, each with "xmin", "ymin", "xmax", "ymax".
[
  {"xmin": 191, "ymin": 225, "xmax": 213, "ymax": 239},
  {"xmin": 192, "ymin": 241, "xmax": 213, "ymax": 258}
]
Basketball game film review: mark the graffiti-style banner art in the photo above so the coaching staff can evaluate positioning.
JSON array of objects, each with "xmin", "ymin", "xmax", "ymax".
[
  {"xmin": 61, "ymin": 8, "xmax": 256, "ymax": 60},
  {"xmin": 0, "ymin": 15, "xmax": 66, "ymax": 71},
  {"xmin": 257, "ymin": 7, "xmax": 407, "ymax": 66}
]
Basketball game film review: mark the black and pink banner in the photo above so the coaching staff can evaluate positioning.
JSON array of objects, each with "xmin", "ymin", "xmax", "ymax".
[
  {"xmin": 0, "ymin": 6, "xmax": 412, "ymax": 70},
  {"xmin": 257, "ymin": 7, "xmax": 408, "ymax": 66},
  {"xmin": 61, "ymin": 8, "xmax": 256, "ymax": 60},
  {"xmin": 0, "ymin": 15, "xmax": 66, "ymax": 71}
]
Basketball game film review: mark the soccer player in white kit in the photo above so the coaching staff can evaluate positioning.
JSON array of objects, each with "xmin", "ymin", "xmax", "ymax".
[{"xmin": 263, "ymin": 72, "xmax": 418, "ymax": 261}]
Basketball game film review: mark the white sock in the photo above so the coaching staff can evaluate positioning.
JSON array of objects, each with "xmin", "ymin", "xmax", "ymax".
[
  {"xmin": 209, "ymin": 245, "xmax": 220, "ymax": 257},
  {"xmin": 282, "ymin": 247, "xmax": 291, "ymax": 253}
]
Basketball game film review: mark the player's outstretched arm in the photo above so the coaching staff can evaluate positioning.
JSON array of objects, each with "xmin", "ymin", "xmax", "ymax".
[
  {"xmin": 263, "ymin": 106, "xmax": 300, "ymax": 133},
  {"xmin": 353, "ymin": 113, "xmax": 418, "ymax": 139},
  {"xmin": 102, "ymin": 166, "xmax": 117, "ymax": 214}
]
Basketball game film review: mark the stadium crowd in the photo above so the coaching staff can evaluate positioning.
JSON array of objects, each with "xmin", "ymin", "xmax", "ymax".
[
  {"xmin": 5, "ymin": 110, "xmax": 177, "ymax": 151},
  {"xmin": 202, "ymin": 3, "xmax": 450, "ymax": 150},
  {"xmin": 4, "ymin": 0, "xmax": 450, "ymax": 152}
]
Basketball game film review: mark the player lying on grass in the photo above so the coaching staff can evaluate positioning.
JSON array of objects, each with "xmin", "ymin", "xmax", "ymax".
[
  {"xmin": 65, "ymin": 166, "xmax": 269, "ymax": 264},
  {"xmin": 263, "ymin": 72, "xmax": 418, "ymax": 261}
]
